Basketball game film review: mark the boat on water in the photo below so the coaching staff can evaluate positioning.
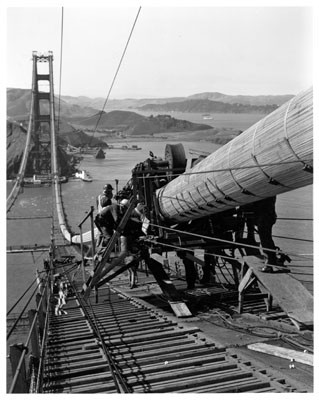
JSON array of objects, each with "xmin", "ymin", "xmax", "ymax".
[
  {"xmin": 23, "ymin": 174, "xmax": 67, "ymax": 187},
  {"xmin": 74, "ymin": 170, "xmax": 93, "ymax": 182},
  {"xmin": 202, "ymin": 113, "xmax": 213, "ymax": 120},
  {"xmin": 107, "ymin": 144, "xmax": 142, "ymax": 150}
]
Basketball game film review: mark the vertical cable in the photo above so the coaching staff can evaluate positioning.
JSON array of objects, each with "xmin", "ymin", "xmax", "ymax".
[
  {"xmin": 90, "ymin": 6, "xmax": 142, "ymax": 144},
  {"xmin": 57, "ymin": 7, "xmax": 64, "ymax": 134}
]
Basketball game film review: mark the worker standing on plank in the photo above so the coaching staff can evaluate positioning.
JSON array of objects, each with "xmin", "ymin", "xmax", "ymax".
[{"xmin": 96, "ymin": 184, "xmax": 114, "ymax": 212}]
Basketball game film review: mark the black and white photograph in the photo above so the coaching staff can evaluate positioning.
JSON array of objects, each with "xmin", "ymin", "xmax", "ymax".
[{"xmin": 5, "ymin": 1, "xmax": 315, "ymax": 394}]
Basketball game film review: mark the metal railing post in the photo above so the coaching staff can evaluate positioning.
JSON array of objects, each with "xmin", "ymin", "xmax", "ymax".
[
  {"xmin": 9, "ymin": 344, "xmax": 28, "ymax": 393},
  {"xmin": 28, "ymin": 310, "xmax": 40, "ymax": 359},
  {"xmin": 35, "ymin": 294, "xmax": 44, "ymax": 338},
  {"xmin": 79, "ymin": 224, "xmax": 86, "ymax": 282},
  {"xmin": 90, "ymin": 206, "xmax": 96, "ymax": 271}
]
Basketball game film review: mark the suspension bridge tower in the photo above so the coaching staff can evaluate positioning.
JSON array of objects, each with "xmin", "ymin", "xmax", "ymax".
[{"xmin": 26, "ymin": 51, "xmax": 56, "ymax": 179}]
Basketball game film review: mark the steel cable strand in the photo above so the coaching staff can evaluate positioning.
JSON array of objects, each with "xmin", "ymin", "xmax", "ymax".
[
  {"xmin": 7, "ymin": 277, "xmax": 39, "ymax": 316},
  {"xmin": 272, "ymin": 233, "xmax": 313, "ymax": 243},
  {"xmin": 144, "ymin": 238, "xmax": 242, "ymax": 288},
  {"xmin": 77, "ymin": 287, "xmax": 131, "ymax": 393},
  {"xmin": 8, "ymin": 276, "xmax": 50, "ymax": 393},
  {"xmin": 212, "ymin": 311, "xmax": 279, "ymax": 339},
  {"xmin": 200, "ymin": 311, "xmax": 278, "ymax": 339},
  {"xmin": 66, "ymin": 277, "xmax": 124, "ymax": 392},
  {"xmin": 86, "ymin": 296, "xmax": 132, "ymax": 393},
  {"xmin": 216, "ymin": 254, "xmax": 237, "ymax": 286},
  {"xmin": 199, "ymin": 307, "xmax": 309, "ymax": 340},
  {"xmin": 149, "ymin": 222, "xmax": 312, "ymax": 262},
  {"xmin": 280, "ymin": 336, "xmax": 313, "ymax": 354},
  {"xmin": 57, "ymin": 7, "xmax": 64, "ymax": 135},
  {"xmin": 145, "ymin": 237, "xmax": 242, "ymax": 264},
  {"xmin": 150, "ymin": 222, "xmax": 266, "ymax": 252},
  {"xmin": 89, "ymin": 7, "xmax": 142, "ymax": 145},
  {"xmin": 135, "ymin": 158, "xmax": 313, "ymax": 181},
  {"xmin": 7, "ymin": 279, "xmax": 44, "ymax": 340},
  {"xmin": 35, "ymin": 286, "xmax": 51, "ymax": 393},
  {"xmin": 106, "ymin": 287, "xmax": 152, "ymax": 393},
  {"xmin": 277, "ymin": 217, "xmax": 313, "ymax": 221}
]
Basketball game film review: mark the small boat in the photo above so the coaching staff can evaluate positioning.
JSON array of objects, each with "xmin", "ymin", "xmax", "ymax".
[
  {"xmin": 127, "ymin": 145, "xmax": 142, "ymax": 150},
  {"xmin": 202, "ymin": 113, "xmax": 213, "ymax": 120},
  {"xmin": 75, "ymin": 170, "xmax": 93, "ymax": 182}
]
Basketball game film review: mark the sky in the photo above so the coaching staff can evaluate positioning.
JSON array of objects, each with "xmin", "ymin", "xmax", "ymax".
[{"xmin": 4, "ymin": 2, "xmax": 315, "ymax": 99}]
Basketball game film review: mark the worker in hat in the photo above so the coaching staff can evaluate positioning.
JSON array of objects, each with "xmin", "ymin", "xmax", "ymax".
[
  {"xmin": 94, "ymin": 199, "xmax": 146, "ymax": 284},
  {"xmin": 94, "ymin": 198, "xmax": 130, "ymax": 249},
  {"xmin": 96, "ymin": 184, "xmax": 114, "ymax": 212}
]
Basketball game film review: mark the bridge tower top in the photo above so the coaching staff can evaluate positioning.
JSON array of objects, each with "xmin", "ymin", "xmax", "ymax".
[{"xmin": 26, "ymin": 51, "xmax": 56, "ymax": 178}]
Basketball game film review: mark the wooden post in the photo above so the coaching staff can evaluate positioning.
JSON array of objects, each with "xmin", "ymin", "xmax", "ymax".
[
  {"xmin": 95, "ymin": 287, "xmax": 99, "ymax": 303},
  {"xmin": 9, "ymin": 344, "xmax": 28, "ymax": 393},
  {"xmin": 163, "ymin": 258, "xmax": 170, "ymax": 276},
  {"xmin": 28, "ymin": 310, "xmax": 40, "ymax": 359},
  {"xmin": 238, "ymin": 268, "xmax": 254, "ymax": 313},
  {"xmin": 265, "ymin": 292, "xmax": 273, "ymax": 312}
]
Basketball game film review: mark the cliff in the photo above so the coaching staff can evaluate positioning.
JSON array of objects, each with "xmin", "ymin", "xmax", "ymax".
[{"xmin": 6, "ymin": 120, "xmax": 82, "ymax": 179}]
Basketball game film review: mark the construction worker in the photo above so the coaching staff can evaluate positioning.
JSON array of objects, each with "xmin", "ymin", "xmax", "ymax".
[
  {"xmin": 94, "ymin": 199, "xmax": 145, "ymax": 283},
  {"xmin": 96, "ymin": 184, "xmax": 114, "ymax": 212},
  {"xmin": 176, "ymin": 250, "xmax": 197, "ymax": 290},
  {"xmin": 94, "ymin": 199, "xmax": 127, "ymax": 248},
  {"xmin": 240, "ymin": 197, "xmax": 278, "ymax": 273}
]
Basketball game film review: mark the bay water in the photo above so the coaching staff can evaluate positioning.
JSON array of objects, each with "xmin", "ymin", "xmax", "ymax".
[{"xmin": 6, "ymin": 139, "xmax": 313, "ymax": 315}]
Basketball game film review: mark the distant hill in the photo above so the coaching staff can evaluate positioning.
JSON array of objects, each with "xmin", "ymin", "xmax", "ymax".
[
  {"xmin": 7, "ymin": 88, "xmax": 99, "ymax": 120},
  {"xmin": 71, "ymin": 110, "xmax": 213, "ymax": 136},
  {"xmin": 187, "ymin": 92, "xmax": 294, "ymax": 106},
  {"xmin": 60, "ymin": 95, "xmax": 185, "ymax": 111},
  {"xmin": 138, "ymin": 99, "xmax": 279, "ymax": 114},
  {"xmin": 58, "ymin": 91, "xmax": 294, "ymax": 111},
  {"xmin": 7, "ymin": 87, "xmax": 294, "ymax": 118},
  {"xmin": 6, "ymin": 119, "xmax": 85, "ymax": 179}
]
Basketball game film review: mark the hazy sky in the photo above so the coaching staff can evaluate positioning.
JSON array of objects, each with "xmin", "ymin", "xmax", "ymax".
[{"xmin": 6, "ymin": 4, "xmax": 313, "ymax": 99}]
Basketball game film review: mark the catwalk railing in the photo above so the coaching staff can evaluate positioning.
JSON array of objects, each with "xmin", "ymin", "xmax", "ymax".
[{"xmin": 7, "ymin": 273, "xmax": 50, "ymax": 393}]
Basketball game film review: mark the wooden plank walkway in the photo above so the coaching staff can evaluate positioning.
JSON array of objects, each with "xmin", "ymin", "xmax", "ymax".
[{"xmin": 243, "ymin": 256, "xmax": 313, "ymax": 327}]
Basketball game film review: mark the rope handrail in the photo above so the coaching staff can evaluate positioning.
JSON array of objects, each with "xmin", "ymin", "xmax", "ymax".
[
  {"xmin": 7, "ymin": 277, "xmax": 38, "ymax": 317},
  {"xmin": 35, "ymin": 286, "xmax": 51, "ymax": 393},
  {"xmin": 8, "ymin": 276, "xmax": 50, "ymax": 393},
  {"xmin": 147, "ymin": 222, "xmax": 312, "ymax": 261},
  {"xmin": 7, "ymin": 281, "xmax": 42, "ymax": 340}
]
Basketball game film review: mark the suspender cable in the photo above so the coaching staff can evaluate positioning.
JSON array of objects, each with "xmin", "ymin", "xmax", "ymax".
[
  {"xmin": 57, "ymin": 7, "xmax": 64, "ymax": 134},
  {"xmin": 89, "ymin": 6, "xmax": 142, "ymax": 144}
]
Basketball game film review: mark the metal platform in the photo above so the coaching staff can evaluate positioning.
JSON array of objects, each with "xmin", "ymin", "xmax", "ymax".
[{"xmin": 42, "ymin": 282, "xmax": 299, "ymax": 393}]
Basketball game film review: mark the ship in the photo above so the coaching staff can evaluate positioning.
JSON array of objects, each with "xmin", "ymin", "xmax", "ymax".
[
  {"xmin": 107, "ymin": 144, "xmax": 142, "ymax": 150},
  {"xmin": 74, "ymin": 170, "xmax": 93, "ymax": 182},
  {"xmin": 23, "ymin": 174, "xmax": 67, "ymax": 187}
]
